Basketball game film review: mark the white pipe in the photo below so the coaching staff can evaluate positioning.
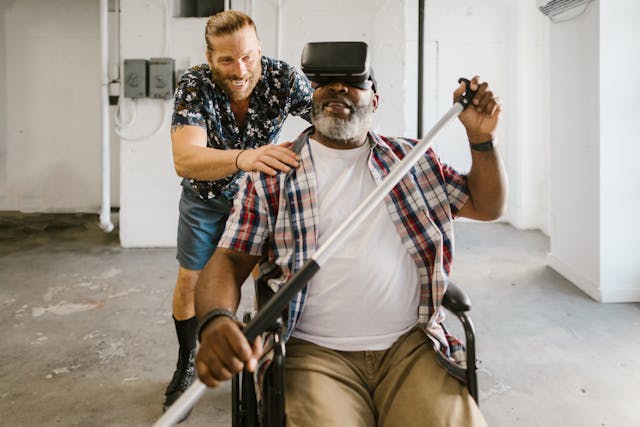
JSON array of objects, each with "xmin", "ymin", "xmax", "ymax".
[
  {"xmin": 224, "ymin": 0, "xmax": 230, "ymax": 11},
  {"xmin": 99, "ymin": 0, "xmax": 114, "ymax": 233},
  {"xmin": 276, "ymin": 0, "xmax": 282, "ymax": 58},
  {"xmin": 163, "ymin": 0, "xmax": 170, "ymax": 56}
]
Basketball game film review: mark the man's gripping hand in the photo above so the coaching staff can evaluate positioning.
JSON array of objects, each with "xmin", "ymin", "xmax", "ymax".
[
  {"xmin": 454, "ymin": 75, "xmax": 503, "ymax": 143},
  {"xmin": 195, "ymin": 316, "xmax": 264, "ymax": 387}
]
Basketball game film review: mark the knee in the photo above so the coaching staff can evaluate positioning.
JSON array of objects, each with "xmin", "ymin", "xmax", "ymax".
[{"xmin": 176, "ymin": 268, "xmax": 200, "ymax": 293}]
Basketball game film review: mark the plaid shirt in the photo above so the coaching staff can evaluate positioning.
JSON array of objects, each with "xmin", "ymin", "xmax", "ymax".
[{"xmin": 219, "ymin": 127, "xmax": 470, "ymax": 362}]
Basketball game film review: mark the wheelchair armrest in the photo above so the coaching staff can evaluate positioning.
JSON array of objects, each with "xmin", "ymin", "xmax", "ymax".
[
  {"xmin": 442, "ymin": 282, "xmax": 471, "ymax": 313},
  {"xmin": 441, "ymin": 282, "xmax": 479, "ymax": 404}
]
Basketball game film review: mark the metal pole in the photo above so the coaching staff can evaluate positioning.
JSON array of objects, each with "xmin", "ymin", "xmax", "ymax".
[
  {"xmin": 418, "ymin": 0, "xmax": 425, "ymax": 138},
  {"xmin": 152, "ymin": 85, "xmax": 474, "ymax": 426},
  {"xmin": 313, "ymin": 103, "xmax": 462, "ymax": 266},
  {"xmin": 152, "ymin": 380, "xmax": 207, "ymax": 427}
]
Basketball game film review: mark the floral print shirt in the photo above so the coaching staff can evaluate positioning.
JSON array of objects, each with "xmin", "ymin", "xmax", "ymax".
[{"xmin": 172, "ymin": 57, "xmax": 313, "ymax": 200}]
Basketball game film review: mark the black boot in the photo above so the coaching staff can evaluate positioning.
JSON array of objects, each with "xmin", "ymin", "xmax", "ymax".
[
  {"xmin": 163, "ymin": 348, "xmax": 196, "ymax": 420},
  {"xmin": 163, "ymin": 316, "xmax": 197, "ymax": 422}
]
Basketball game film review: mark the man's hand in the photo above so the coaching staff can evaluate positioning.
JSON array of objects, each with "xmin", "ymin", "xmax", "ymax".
[
  {"xmin": 237, "ymin": 145, "xmax": 300, "ymax": 176},
  {"xmin": 454, "ymin": 76, "xmax": 502, "ymax": 143},
  {"xmin": 195, "ymin": 316, "xmax": 264, "ymax": 387}
]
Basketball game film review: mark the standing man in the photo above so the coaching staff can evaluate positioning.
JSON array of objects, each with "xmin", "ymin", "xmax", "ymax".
[
  {"xmin": 165, "ymin": 10, "xmax": 312, "ymax": 417},
  {"xmin": 194, "ymin": 49, "xmax": 506, "ymax": 424}
]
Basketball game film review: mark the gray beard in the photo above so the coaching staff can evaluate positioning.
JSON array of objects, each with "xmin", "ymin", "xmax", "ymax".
[{"xmin": 311, "ymin": 102, "xmax": 374, "ymax": 144}]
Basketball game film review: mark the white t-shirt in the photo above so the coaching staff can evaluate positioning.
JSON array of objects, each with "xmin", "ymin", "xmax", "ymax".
[{"xmin": 291, "ymin": 138, "xmax": 420, "ymax": 351}]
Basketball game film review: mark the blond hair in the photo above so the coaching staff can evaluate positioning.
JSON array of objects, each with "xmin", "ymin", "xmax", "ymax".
[{"xmin": 205, "ymin": 10, "xmax": 258, "ymax": 53}]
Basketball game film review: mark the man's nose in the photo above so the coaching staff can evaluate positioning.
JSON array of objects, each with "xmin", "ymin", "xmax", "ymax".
[
  {"xmin": 324, "ymin": 80, "xmax": 349, "ymax": 92},
  {"xmin": 232, "ymin": 60, "xmax": 247, "ymax": 77}
]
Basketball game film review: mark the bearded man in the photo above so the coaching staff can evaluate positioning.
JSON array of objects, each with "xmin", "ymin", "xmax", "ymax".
[
  {"xmin": 164, "ymin": 10, "xmax": 312, "ymax": 419},
  {"xmin": 193, "ymin": 50, "xmax": 507, "ymax": 426}
]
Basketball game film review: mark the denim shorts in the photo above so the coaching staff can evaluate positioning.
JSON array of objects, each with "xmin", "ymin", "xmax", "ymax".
[{"xmin": 176, "ymin": 179, "xmax": 232, "ymax": 270}]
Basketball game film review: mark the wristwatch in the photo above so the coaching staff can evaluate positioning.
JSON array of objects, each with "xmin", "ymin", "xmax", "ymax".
[{"xmin": 469, "ymin": 140, "xmax": 494, "ymax": 152}]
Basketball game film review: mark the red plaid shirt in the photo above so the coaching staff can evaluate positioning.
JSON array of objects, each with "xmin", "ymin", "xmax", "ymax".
[{"xmin": 219, "ymin": 127, "xmax": 470, "ymax": 362}]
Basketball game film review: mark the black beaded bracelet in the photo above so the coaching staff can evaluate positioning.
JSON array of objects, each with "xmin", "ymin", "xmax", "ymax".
[
  {"xmin": 197, "ymin": 308, "xmax": 237, "ymax": 343},
  {"xmin": 469, "ymin": 140, "xmax": 494, "ymax": 152}
]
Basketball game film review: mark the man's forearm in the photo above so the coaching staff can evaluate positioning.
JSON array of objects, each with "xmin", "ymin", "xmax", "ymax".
[
  {"xmin": 173, "ymin": 145, "xmax": 241, "ymax": 181},
  {"xmin": 195, "ymin": 248, "xmax": 259, "ymax": 318},
  {"xmin": 465, "ymin": 147, "xmax": 508, "ymax": 220}
]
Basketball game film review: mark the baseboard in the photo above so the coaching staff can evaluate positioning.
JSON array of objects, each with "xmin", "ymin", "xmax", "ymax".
[
  {"xmin": 547, "ymin": 254, "xmax": 640, "ymax": 303},
  {"xmin": 547, "ymin": 253, "xmax": 602, "ymax": 301}
]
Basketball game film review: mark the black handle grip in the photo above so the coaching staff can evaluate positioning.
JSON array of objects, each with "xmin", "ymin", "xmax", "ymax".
[
  {"xmin": 243, "ymin": 259, "xmax": 320, "ymax": 341},
  {"xmin": 456, "ymin": 78, "xmax": 476, "ymax": 110}
]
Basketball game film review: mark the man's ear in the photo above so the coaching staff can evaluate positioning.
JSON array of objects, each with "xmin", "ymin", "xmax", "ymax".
[{"xmin": 371, "ymin": 93, "xmax": 380, "ymax": 111}]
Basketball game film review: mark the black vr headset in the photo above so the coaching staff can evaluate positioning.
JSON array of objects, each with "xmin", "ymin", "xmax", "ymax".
[{"xmin": 301, "ymin": 41, "xmax": 377, "ymax": 92}]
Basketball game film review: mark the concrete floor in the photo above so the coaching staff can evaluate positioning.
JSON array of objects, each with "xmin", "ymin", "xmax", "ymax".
[{"xmin": 0, "ymin": 213, "xmax": 638, "ymax": 426}]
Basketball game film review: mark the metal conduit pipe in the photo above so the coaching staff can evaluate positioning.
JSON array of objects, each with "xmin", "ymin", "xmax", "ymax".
[
  {"xmin": 418, "ymin": 0, "xmax": 425, "ymax": 138},
  {"xmin": 99, "ymin": 0, "xmax": 114, "ymax": 232},
  {"xmin": 276, "ymin": 0, "xmax": 282, "ymax": 58}
]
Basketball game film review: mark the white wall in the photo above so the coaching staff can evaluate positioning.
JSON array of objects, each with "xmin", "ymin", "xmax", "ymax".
[
  {"xmin": 425, "ymin": 0, "xmax": 509, "ymax": 170},
  {"xmin": 119, "ymin": 0, "xmax": 555, "ymax": 247},
  {"xmin": 506, "ymin": 0, "xmax": 551, "ymax": 233},
  {"xmin": 117, "ymin": 0, "xmax": 189, "ymax": 247},
  {"xmin": 547, "ymin": 0, "xmax": 640, "ymax": 302},
  {"xmin": 0, "ymin": 0, "xmax": 552, "ymax": 243},
  {"xmin": 118, "ymin": 0, "xmax": 418, "ymax": 247},
  {"xmin": 599, "ymin": 0, "xmax": 640, "ymax": 300},
  {"xmin": 1, "ymin": 0, "xmax": 106, "ymax": 212},
  {"xmin": 2, "ymin": 0, "xmax": 635, "ymax": 301},
  {"xmin": 0, "ymin": 0, "xmax": 120, "ymax": 213},
  {"xmin": 425, "ymin": 0, "xmax": 550, "ymax": 233},
  {"xmin": 547, "ymin": 1, "xmax": 600, "ymax": 297}
]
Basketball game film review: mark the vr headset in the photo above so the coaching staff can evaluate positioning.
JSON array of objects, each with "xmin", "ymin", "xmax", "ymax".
[{"xmin": 301, "ymin": 41, "xmax": 377, "ymax": 92}]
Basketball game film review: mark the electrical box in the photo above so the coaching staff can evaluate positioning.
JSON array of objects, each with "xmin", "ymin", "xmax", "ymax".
[
  {"xmin": 124, "ymin": 59, "xmax": 148, "ymax": 98},
  {"xmin": 148, "ymin": 58, "xmax": 175, "ymax": 100}
]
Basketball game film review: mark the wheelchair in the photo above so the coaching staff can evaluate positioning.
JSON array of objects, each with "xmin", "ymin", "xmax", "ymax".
[{"xmin": 232, "ymin": 280, "xmax": 478, "ymax": 427}]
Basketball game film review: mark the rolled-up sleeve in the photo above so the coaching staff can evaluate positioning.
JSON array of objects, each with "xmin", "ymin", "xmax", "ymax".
[
  {"xmin": 441, "ymin": 163, "xmax": 469, "ymax": 216},
  {"xmin": 218, "ymin": 173, "xmax": 269, "ymax": 256},
  {"xmin": 172, "ymin": 72, "xmax": 207, "ymax": 128}
]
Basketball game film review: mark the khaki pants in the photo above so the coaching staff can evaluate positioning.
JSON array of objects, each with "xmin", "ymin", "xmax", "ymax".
[{"xmin": 284, "ymin": 327, "xmax": 487, "ymax": 427}]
